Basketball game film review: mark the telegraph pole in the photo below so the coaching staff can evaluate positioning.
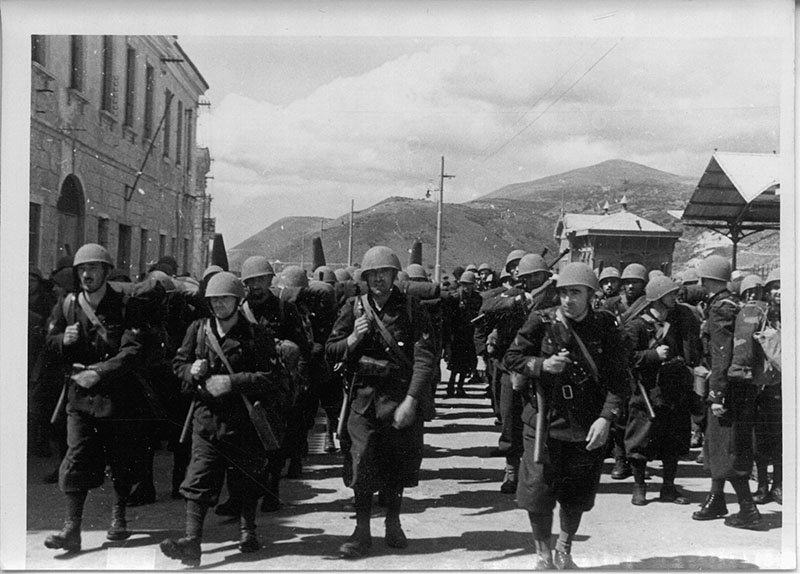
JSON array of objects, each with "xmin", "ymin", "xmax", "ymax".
[
  {"xmin": 348, "ymin": 199, "xmax": 354, "ymax": 266},
  {"xmin": 434, "ymin": 156, "xmax": 455, "ymax": 283}
]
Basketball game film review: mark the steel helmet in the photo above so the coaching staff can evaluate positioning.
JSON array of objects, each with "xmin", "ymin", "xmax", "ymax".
[
  {"xmin": 406, "ymin": 263, "xmax": 428, "ymax": 281},
  {"xmin": 334, "ymin": 268, "xmax": 352, "ymax": 283},
  {"xmin": 313, "ymin": 265, "xmax": 337, "ymax": 284},
  {"xmin": 517, "ymin": 254, "xmax": 549, "ymax": 277},
  {"xmin": 205, "ymin": 271, "xmax": 245, "ymax": 299},
  {"xmin": 281, "ymin": 265, "xmax": 309, "ymax": 288},
  {"xmin": 697, "ymin": 255, "xmax": 731, "ymax": 283},
  {"xmin": 645, "ymin": 276, "xmax": 680, "ymax": 302},
  {"xmin": 648, "ymin": 270, "xmax": 665, "ymax": 281},
  {"xmin": 504, "ymin": 249, "xmax": 527, "ymax": 272},
  {"xmin": 202, "ymin": 264, "xmax": 223, "ymax": 281},
  {"xmin": 465, "ymin": 263, "xmax": 478, "ymax": 272},
  {"xmin": 478, "ymin": 262, "xmax": 491, "ymax": 272},
  {"xmin": 682, "ymin": 268, "xmax": 699, "ymax": 284},
  {"xmin": 765, "ymin": 267, "xmax": 780, "ymax": 288},
  {"xmin": 598, "ymin": 266, "xmax": 621, "ymax": 283},
  {"xmin": 146, "ymin": 269, "xmax": 176, "ymax": 292},
  {"xmin": 241, "ymin": 256, "xmax": 275, "ymax": 282},
  {"xmin": 621, "ymin": 263, "xmax": 647, "ymax": 282},
  {"xmin": 459, "ymin": 270, "xmax": 477, "ymax": 284},
  {"xmin": 73, "ymin": 243, "xmax": 114, "ymax": 268},
  {"xmin": 556, "ymin": 262, "xmax": 600, "ymax": 291},
  {"xmin": 739, "ymin": 274, "xmax": 764, "ymax": 295},
  {"xmin": 360, "ymin": 246, "xmax": 401, "ymax": 274}
]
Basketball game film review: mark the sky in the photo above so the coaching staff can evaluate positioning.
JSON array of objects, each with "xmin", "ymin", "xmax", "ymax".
[{"xmin": 168, "ymin": 1, "xmax": 790, "ymax": 247}]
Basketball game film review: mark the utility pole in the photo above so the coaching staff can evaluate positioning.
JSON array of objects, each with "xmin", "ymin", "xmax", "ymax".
[
  {"xmin": 434, "ymin": 156, "xmax": 455, "ymax": 283},
  {"xmin": 348, "ymin": 199, "xmax": 354, "ymax": 266}
]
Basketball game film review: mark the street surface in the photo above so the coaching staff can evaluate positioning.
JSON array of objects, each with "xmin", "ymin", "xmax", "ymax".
[{"xmin": 26, "ymin": 373, "xmax": 792, "ymax": 570}]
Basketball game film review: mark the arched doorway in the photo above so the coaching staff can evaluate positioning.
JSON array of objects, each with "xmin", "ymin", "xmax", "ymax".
[{"xmin": 56, "ymin": 174, "xmax": 85, "ymax": 261}]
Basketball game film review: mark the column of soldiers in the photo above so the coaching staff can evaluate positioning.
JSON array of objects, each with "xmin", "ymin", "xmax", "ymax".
[{"xmin": 29, "ymin": 241, "xmax": 782, "ymax": 567}]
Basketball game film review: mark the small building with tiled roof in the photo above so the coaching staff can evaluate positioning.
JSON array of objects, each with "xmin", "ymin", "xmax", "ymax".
[{"xmin": 554, "ymin": 198, "xmax": 682, "ymax": 275}]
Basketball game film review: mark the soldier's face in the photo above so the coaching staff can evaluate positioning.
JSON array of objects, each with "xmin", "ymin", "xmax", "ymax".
[
  {"xmin": 660, "ymin": 292, "xmax": 677, "ymax": 309},
  {"xmin": 76, "ymin": 262, "xmax": 109, "ymax": 294},
  {"xmin": 601, "ymin": 278, "xmax": 620, "ymax": 296},
  {"xmin": 768, "ymin": 283, "xmax": 780, "ymax": 305},
  {"xmin": 558, "ymin": 286, "xmax": 591, "ymax": 319},
  {"xmin": 623, "ymin": 279, "xmax": 645, "ymax": 300},
  {"xmin": 366, "ymin": 267, "xmax": 397, "ymax": 298},
  {"xmin": 244, "ymin": 275, "xmax": 273, "ymax": 299},
  {"xmin": 209, "ymin": 295, "xmax": 239, "ymax": 320}
]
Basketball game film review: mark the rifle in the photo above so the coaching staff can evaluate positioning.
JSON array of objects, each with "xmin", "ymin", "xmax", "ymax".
[
  {"xmin": 50, "ymin": 363, "xmax": 84, "ymax": 425},
  {"xmin": 179, "ymin": 397, "xmax": 197, "ymax": 444},
  {"xmin": 471, "ymin": 248, "xmax": 570, "ymax": 325},
  {"xmin": 533, "ymin": 379, "xmax": 548, "ymax": 463}
]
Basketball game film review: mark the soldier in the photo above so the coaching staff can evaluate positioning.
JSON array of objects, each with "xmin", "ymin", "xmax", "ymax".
[
  {"xmin": 691, "ymin": 255, "xmax": 762, "ymax": 529},
  {"xmin": 160, "ymin": 272, "xmax": 291, "ymax": 566},
  {"xmin": 43, "ymin": 244, "xmax": 149, "ymax": 553},
  {"xmin": 623, "ymin": 276, "xmax": 701, "ymax": 506},
  {"xmin": 326, "ymin": 246, "xmax": 436, "ymax": 558},
  {"xmin": 477, "ymin": 262, "xmax": 495, "ymax": 291},
  {"xmin": 505, "ymin": 262, "xmax": 627, "ymax": 569},
  {"xmin": 443, "ymin": 270, "xmax": 482, "ymax": 397},
  {"xmin": 595, "ymin": 266, "xmax": 621, "ymax": 310},
  {"xmin": 608, "ymin": 262, "xmax": 649, "ymax": 480}
]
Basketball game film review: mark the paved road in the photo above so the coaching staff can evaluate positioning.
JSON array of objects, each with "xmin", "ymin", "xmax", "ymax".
[{"xmin": 25, "ymin": 376, "xmax": 793, "ymax": 570}]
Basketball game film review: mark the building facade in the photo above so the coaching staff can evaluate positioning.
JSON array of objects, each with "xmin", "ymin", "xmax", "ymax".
[{"xmin": 29, "ymin": 35, "xmax": 210, "ymax": 278}]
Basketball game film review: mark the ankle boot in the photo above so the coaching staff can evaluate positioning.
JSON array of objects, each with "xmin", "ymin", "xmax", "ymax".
[
  {"xmin": 385, "ymin": 517, "xmax": 408, "ymax": 549},
  {"xmin": 631, "ymin": 483, "xmax": 647, "ymax": 506},
  {"xmin": 724, "ymin": 500, "xmax": 763, "ymax": 530},
  {"xmin": 44, "ymin": 520, "xmax": 82, "ymax": 552},
  {"xmin": 159, "ymin": 536, "xmax": 202, "ymax": 567},
  {"xmin": 554, "ymin": 549, "xmax": 579, "ymax": 570},
  {"xmin": 107, "ymin": 503, "xmax": 131, "ymax": 541},
  {"xmin": 338, "ymin": 526, "xmax": 372, "ymax": 558},
  {"xmin": 692, "ymin": 493, "xmax": 728, "ymax": 521},
  {"xmin": 752, "ymin": 483, "xmax": 772, "ymax": 505},
  {"xmin": 532, "ymin": 538, "xmax": 554, "ymax": 570},
  {"xmin": 770, "ymin": 484, "xmax": 782, "ymax": 505},
  {"xmin": 611, "ymin": 458, "xmax": 632, "ymax": 480},
  {"xmin": 239, "ymin": 528, "xmax": 260, "ymax": 553},
  {"xmin": 500, "ymin": 464, "xmax": 518, "ymax": 494}
]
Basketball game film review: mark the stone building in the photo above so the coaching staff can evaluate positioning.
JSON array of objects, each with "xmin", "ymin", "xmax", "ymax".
[
  {"xmin": 553, "ymin": 198, "xmax": 682, "ymax": 276},
  {"xmin": 29, "ymin": 35, "xmax": 210, "ymax": 278}
]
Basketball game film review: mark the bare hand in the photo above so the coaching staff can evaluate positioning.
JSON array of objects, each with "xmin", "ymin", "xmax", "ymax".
[
  {"xmin": 392, "ymin": 395, "xmax": 418, "ymax": 429},
  {"xmin": 656, "ymin": 345, "xmax": 670, "ymax": 361},
  {"xmin": 348, "ymin": 315, "xmax": 371, "ymax": 347},
  {"xmin": 710, "ymin": 403, "xmax": 726, "ymax": 417},
  {"xmin": 205, "ymin": 375, "xmax": 232, "ymax": 397},
  {"xmin": 72, "ymin": 369, "xmax": 100, "ymax": 389},
  {"xmin": 190, "ymin": 359, "xmax": 209, "ymax": 380},
  {"xmin": 585, "ymin": 417, "xmax": 611, "ymax": 451},
  {"xmin": 63, "ymin": 323, "xmax": 80, "ymax": 346},
  {"xmin": 543, "ymin": 350, "xmax": 571, "ymax": 374}
]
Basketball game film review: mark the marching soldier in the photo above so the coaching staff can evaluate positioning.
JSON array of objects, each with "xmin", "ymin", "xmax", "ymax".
[
  {"xmin": 326, "ymin": 246, "xmax": 436, "ymax": 558},
  {"xmin": 595, "ymin": 266, "xmax": 621, "ymax": 310},
  {"xmin": 691, "ymin": 255, "xmax": 762, "ymax": 529},
  {"xmin": 443, "ymin": 270, "xmax": 482, "ymax": 397},
  {"xmin": 43, "ymin": 244, "xmax": 150, "ymax": 553},
  {"xmin": 623, "ymin": 276, "xmax": 701, "ymax": 506},
  {"xmin": 505, "ymin": 262, "xmax": 627, "ymax": 569},
  {"xmin": 160, "ymin": 272, "xmax": 291, "ymax": 566}
]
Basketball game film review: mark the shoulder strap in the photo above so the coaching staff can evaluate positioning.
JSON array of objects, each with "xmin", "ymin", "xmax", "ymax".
[
  {"xmin": 203, "ymin": 321, "xmax": 235, "ymax": 374},
  {"xmin": 77, "ymin": 292, "xmax": 110, "ymax": 343},
  {"xmin": 62, "ymin": 293, "xmax": 76, "ymax": 323},
  {"xmin": 360, "ymin": 294, "xmax": 413, "ymax": 372},
  {"xmin": 556, "ymin": 308, "xmax": 600, "ymax": 382},
  {"xmin": 241, "ymin": 301, "xmax": 258, "ymax": 324}
]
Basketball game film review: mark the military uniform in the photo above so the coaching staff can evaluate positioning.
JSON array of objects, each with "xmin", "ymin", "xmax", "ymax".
[{"xmin": 442, "ymin": 286, "xmax": 483, "ymax": 395}]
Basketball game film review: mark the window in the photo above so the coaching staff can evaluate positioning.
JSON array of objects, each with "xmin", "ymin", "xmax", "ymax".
[
  {"xmin": 185, "ymin": 108, "xmax": 193, "ymax": 172},
  {"xmin": 29, "ymin": 202, "xmax": 41, "ymax": 265},
  {"xmin": 159, "ymin": 233, "xmax": 167, "ymax": 259},
  {"xmin": 97, "ymin": 217, "xmax": 109, "ymax": 247},
  {"xmin": 70, "ymin": 36, "xmax": 84, "ymax": 91},
  {"xmin": 144, "ymin": 64, "xmax": 154, "ymax": 139},
  {"xmin": 170, "ymin": 236, "xmax": 177, "ymax": 257},
  {"xmin": 183, "ymin": 237, "xmax": 190, "ymax": 275},
  {"xmin": 101, "ymin": 36, "xmax": 114, "ymax": 112},
  {"xmin": 163, "ymin": 90, "xmax": 172, "ymax": 157},
  {"xmin": 176, "ymin": 101, "xmax": 183, "ymax": 164},
  {"xmin": 124, "ymin": 46, "xmax": 136, "ymax": 127},
  {"xmin": 139, "ymin": 228, "xmax": 149, "ymax": 275},
  {"xmin": 117, "ymin": 224, "xmax": 131, "ymax": 274},
  {"xmin": 31, "ymin": 35, "xmax": 45, "ymax": 65}
]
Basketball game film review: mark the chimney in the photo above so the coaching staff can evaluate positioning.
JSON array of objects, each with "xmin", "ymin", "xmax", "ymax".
[
  {"xmin": 602, "ymin": 200, "xmax": 610, "ymax": 214},
  {"xmin": 620, "ymin": 195, "xmax": 628, "ymax": 211}
]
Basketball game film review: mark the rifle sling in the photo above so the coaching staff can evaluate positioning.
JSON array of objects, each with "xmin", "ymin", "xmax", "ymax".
[
  {"xmin": 77, "ymin": 292, "xmax": 110, "ymax": 343},
  {"xmin": 360, "ymin": 295, "xmax": 413, "ymax": 372},
  {"xmin": 556, "ymin": 308, "xmax": 601, "ymax": 383}
]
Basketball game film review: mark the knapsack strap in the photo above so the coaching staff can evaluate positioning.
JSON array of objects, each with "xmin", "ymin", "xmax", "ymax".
[
  {"xmin": 77, "ymin": 292, "xmax": 109, "ymax": 343},
  {"xmin": 360, "ymin": 294, "xmax": 413, "ymax": 372},
  {"xmin": 203, "ymin": 321, "xmax": 235, "ymax": 375},
  {"xmin": 556, "ymin": 308, "xmax": 600, "ymax": 383}
]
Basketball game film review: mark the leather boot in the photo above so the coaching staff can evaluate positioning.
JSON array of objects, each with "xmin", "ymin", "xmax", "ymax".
[
  {"xmin": 611, "ymin": 458, "xmax": 632, "ymax": 480},
  {"xmin": 107, "ymin": 503, "xmax": 131, "ymax": 541},
  {"xmin": 239, "ymin": 528, "xmax": 260, "ymax": 553},
  {"xmin": 554, "ymin": 549, "xmax": 579, "ymax": 570},
  {"xmin": 631, "ymin": 483, "xmax": 647, "ymax": 506},
  {"xmin": 725, "ymin": 500, "xmax": 763, "ymax": 530},
  {"xmin": 752, "ymin": 483, "xmax": 772, "ymax": 505},
  {"xmin": 692, "ymin": 493, "xmax": 728, "ymax": 521},
  {"xmin": 159, "ymin": 536, "xmax": 202, "ymax": 567},
  {"xmin": 338, "ymin": 526, "xmax": 372, "ymax": 559},
  {"xmin": 500, "ymin": 464, "xmax": 518, "ymax": 494},
  {"xmin": 771, "ymin": 485, "xmax": 782, "ymax": 505},
  {"xmin": 44, "ymin": 520, "xmax": 82, "ymax": 552},
  {"xmin": 532, "ymin": 538, "xmax": 554, "ymax": 570},
  {"xmin": 385, "ymin": 517, "xmax": 408, "ymax": 549}
]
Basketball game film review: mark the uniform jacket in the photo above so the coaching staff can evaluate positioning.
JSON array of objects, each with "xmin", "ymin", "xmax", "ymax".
[
  {"xmin": 245, "ymin": 289, "xmax": 312, "ymax": 357},
  {"xmin": 702, "ymin": 289, "xmax": 739, "ymax": 404},
  {"xmin": 326, "ymin": 286, "xmax": 436, "ymax": 421},
  {"xmin": 504, "ymin": 307, "xmax": 627, "ymax": 442},
  {"xmin": 173, "ymin": 313, "xmax": 288, "ymax": 442},
  {"xmin": 46, "ymin": 286, "xmax": 144, "ymax": 417}
]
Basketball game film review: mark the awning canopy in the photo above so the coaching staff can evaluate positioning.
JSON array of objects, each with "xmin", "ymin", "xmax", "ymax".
[{"xmin": 682, "ymin": 151, "xmax": 780, "ymax": 232}]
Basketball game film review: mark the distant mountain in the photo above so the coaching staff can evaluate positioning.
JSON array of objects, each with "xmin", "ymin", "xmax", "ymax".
[{"xmin": 227, "ymin": 159, "xmax": 779, "ymax": 275}]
